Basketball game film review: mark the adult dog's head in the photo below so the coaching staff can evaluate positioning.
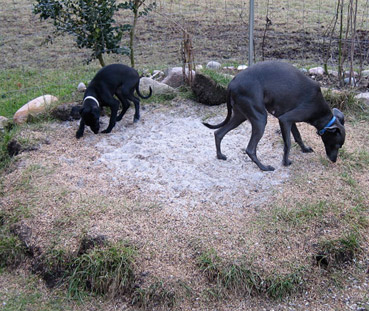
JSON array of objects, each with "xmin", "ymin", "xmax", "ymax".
[
  {"xmin": 320, "ymin": 108, "xmax": 346, "ymax": 163},
  {"xmin": 80, "ymin": 105, "xmax": 100, "ymax": 134}
]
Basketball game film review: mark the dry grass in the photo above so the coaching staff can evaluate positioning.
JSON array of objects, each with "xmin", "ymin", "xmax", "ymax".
[
  {"xmin": 0, "ymin": 99, "xmax": 368, "ymax": 310},
  {"xmin": 1, "ymin": 0, "xmax": 369, "ymax": 309}
]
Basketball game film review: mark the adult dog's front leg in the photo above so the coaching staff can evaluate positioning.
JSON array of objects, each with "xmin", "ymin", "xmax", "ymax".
[
  {"xmin": 76, "ymin": 119, "xmax": 85, "ymax": 139},
  {"xmin": 291, "ymin": 123, "xmax": 314, "ymax": 153}
]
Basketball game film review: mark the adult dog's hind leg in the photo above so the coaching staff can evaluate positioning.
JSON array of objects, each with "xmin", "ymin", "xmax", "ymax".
[
  {"xmin": 214, "ymin": 113, "xmax": 246, "ymax": 160},
  {"xmin": 291, "ymin": 123, "xmax": 313, "ymax": 153},
  {"xmin": 246, "ymin": 113, "xmax": 275, "ymax": 171}
]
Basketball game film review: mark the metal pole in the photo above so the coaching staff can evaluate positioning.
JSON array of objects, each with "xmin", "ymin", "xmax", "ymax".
[{"xmin": 248, "ymin": 0, "xmax": 254, "ymax": 66}]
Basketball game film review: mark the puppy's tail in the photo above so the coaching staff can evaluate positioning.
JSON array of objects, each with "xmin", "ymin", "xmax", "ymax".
[
  {"xmin": 202, "ymin": 89, "xmax": 233, "ymax": 129},
  {"xmin": 136, "ymin": 80, "xmax": 152, "ymax": 99}
]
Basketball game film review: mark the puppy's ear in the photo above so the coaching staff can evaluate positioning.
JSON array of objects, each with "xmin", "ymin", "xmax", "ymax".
[{"xmin": 333, "ymin": 108, "xmax": 345, "ymax": 125}]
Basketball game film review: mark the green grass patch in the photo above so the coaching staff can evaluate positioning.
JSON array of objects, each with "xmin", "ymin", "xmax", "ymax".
[
  {"xmin": 315, "ymin": 231, "xmax": 363, "ymax": 268},
  {"xmin": 339, "ymin": 147, "xmax": 369, "ymax": 171},
  {"xmin": 67, "ymin": 242, "xmax": 136, "ymax": 299},
  {"xmin": 271, "ymin": 200, "xmax": 329, "ymax": 227},
  {"xmin": 145, "ymin": 92, "xmax": 177, "ymax": 104},
  {"xmin": 0, "ymin": 215, "xmax": 27, "ymax": 270},
  {"xmin": 0, "ymin": 65, "xmax": 98, "ymax": 118},
  {"xmin": 198, "ymin": 68, "xmax": 233, "ymax": 88},
  {"xmin": 197, "ymin": 248, "xmax": 302, "ymax": 300},
  {"xmin": 0, "ymin": 129, "xmax": 16, "ymax": 171},
  {"xmin": 197, "ymin": 248, "xmax": 223, "ymax": 282},
  {"xmin": 132, "ymin": 279, "xmax": 176, "ymax": 309},
  {"xmin": 265, "ymin": 269, "xmax": 304, "ymax": 299},
  {"xmin": 0, "ymin": 234, "xmax": 26, "ymax": 270},
  {"xmin": 220, "ymin": 262, "xmax": 263, "ymax": 296}
]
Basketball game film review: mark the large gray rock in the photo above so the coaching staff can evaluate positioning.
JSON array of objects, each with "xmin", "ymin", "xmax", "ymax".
[
  {"xmin": 191, "ymin": 73, "xmax": 227, "ymax": 106},
  {"xmin": 161, "ymin": 67, "xmax": 195, "ymax": 88},
  {"xmin": 355, "ymin": 92, "xmax": 369, "ymax": 105},
  {"xmin": 13, "ymin": 95, "xmax": 58, "ymax": 124},
  {"xmin": 139, "ymin": 77, "xmax": 176, "ymax": 95},
  {"xmin": 362, "ymin": 70, "xmax": 369, "ymax": 77}
]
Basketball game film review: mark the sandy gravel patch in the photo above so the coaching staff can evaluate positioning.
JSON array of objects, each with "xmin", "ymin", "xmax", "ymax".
[{"xmin": 94, "ymin": 99, "xmax": 290, "ymax": 218}]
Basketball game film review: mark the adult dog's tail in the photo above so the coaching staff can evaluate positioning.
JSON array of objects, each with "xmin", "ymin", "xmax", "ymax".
[
  {"xmin": 136, "ymin": 80, "xmax": 152, "ymax": 99},
  {"xmin": 202, "ymin": 89, "xmax": 233, "ymax": 129}
]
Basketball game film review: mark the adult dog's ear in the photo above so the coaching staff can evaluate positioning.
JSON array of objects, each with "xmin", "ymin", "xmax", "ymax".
[
  {"xmin": 325, "ymin": 124, "xmax": 340, "ymax": 133},
  {"xmin": 333, "ymin": 108, "xmax": 345, "ymax": 125}
]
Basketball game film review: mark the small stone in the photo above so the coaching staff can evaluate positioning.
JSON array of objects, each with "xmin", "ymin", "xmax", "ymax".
[
  {"xmin": 328, "ymin": 70, "xmax": 339, "ymax": 77},
  {"xmin": 309, "ymin": 67, "xmax": 324, "ymax": 75},
  {"xmin": 77, "ymin": 82, "xmax": 86, "ymax": 92},
  {"xmin": 0, "ymin": 116, "xmax": 9, "ymax": 130},
  {"xmin": 344, "ymin": 77, "xmax": 356, "ymax": 86},
  {"xmin": 206, "ymin": 61, "xmax": 221, "ymax": 70},
  {"xmin": 237, "ymin": 65, "xmax": 247, "ymax": 71}
]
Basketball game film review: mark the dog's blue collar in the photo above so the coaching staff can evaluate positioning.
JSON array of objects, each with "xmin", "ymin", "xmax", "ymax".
[{"xmin": 318, "ymin": 116, "xmax": 336, "ymax": 136}]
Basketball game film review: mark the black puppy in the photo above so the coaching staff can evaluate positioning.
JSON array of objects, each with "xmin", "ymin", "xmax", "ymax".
[
  {"xmin": 203, "ymin": 61, "xmax": 346, "ymax": 171},
  {"xmin": 76, "ymin": 64, "xmax": 152, "ymax": 138}
]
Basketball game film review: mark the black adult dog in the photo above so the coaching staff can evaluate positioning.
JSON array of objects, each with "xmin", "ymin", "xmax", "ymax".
[
  {"xmin": 76, "ymin": 64, "xmax": 152, "ymax": 138},
  {"xmin": 203, "ymin": 61, "xmax": 346, "ymax": 171}
]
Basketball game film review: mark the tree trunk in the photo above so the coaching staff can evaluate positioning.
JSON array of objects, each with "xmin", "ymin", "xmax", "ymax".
[
  {"xmin": 97, "ymin": 54, "xmax": 106, "ymax": 67},
  {"xmin": 130, "ymin": 8, "xmax": 139, "ymax": 68}
]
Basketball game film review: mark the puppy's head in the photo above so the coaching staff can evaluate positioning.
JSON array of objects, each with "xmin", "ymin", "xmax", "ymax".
[
  {"xmin": 321, "ymin": 109, "xmax": 346, "ymax": 163},
  {"xmin": 80, "ymin": 106, "xmax": 100, "ymax": 134}
]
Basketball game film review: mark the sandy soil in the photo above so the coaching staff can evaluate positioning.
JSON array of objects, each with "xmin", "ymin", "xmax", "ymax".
[{"xmin": 94, "ymin": 100, "xmax": 289, "ymax": 217}]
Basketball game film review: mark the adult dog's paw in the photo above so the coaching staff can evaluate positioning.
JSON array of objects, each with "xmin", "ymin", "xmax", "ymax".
[
  {"xmin": 217, "ymin": 153, "xmax": 227, "ymax": 161},
  {"xmin": 302, "ymin": 146, "xmax": 314, "ymax": 153}
]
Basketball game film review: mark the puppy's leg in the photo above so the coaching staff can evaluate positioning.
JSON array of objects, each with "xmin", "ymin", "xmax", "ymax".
[
  {"xmin": 101, "ymin": 98, "xmax": 120, "ymax": 134},
  {"xmin": 246, "ymin": 113, "xmax": 274, "ymax": 171},
  {"xmin": 127, "ymin": 94, "xmax": 140, "ymax": 123},
  {"xmin": 214, "ymin": 112, "xmax": 246, "ymax": 160},
  {"xmin": 115, "ymin": 89, "xmax": 130, "ymax": 122},
  {"xmin": 76, "ymin": 119, "xmax": 85, "ymax": 139},
  {"xmin": 291, "ymin": 123, "xmax": 313, "ymax": 153},
  {"xmin": 117, "ymin": 99, "xmax": 130, "ymax": 122}
]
